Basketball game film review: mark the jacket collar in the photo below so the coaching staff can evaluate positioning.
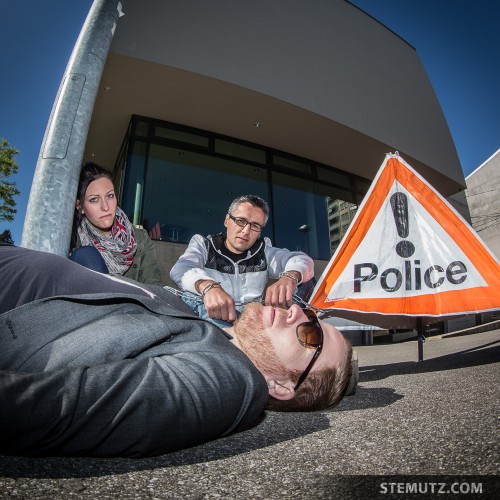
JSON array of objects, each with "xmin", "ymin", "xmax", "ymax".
[{"xmin": 209, "ymin": 232, "xmax": 264, "ymax": 259}]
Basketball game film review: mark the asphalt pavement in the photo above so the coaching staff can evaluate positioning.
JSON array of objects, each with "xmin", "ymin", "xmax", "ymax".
[{"xmin": 1, "ymin": 328, "xmax": 498, "ymax": 499}]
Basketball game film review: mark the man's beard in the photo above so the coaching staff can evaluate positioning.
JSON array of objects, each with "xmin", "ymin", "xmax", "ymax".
[{"xmin": 234, "ymin": 302, "xmax": 293, "ymax": 378}]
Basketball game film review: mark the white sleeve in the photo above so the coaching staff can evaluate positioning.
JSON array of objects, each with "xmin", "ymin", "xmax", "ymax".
[
  {"xmin": 169, "ymin": 234, "xmax": 213, "ymax": 293},
  {"xmin": 263, "ymin": 238, "xmax": 314, "ymax": 283}
]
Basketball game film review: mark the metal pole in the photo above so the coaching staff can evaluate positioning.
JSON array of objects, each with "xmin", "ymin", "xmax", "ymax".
[
  {"xmin": 21, "ymin": 0, "xmax": 124, "ymax": 255},
  {"xmin": 417, "ymin": 317, "xmax": 425, "ymax": 362}
]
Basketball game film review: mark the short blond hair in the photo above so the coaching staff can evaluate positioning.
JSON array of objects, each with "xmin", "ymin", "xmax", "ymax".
[{"xmin": 267, "ymin": 339, "xmax": 353, "ymax": 412}]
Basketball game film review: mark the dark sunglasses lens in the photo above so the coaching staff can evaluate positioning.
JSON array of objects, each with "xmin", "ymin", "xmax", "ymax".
[{"xmin": 297, "ymin": 323, "xmax": 322, "ymax": 347}]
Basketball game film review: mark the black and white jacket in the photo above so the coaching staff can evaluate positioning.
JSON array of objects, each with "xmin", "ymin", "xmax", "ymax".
[{"xmin": 170, "ymin": 232, "xmax": 314, "ymax": 310}]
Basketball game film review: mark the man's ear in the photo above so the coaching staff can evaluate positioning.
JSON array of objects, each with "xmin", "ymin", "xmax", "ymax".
[{"xmin": 267, "ymin": 379, "xmax": 295, "ymax": 401}]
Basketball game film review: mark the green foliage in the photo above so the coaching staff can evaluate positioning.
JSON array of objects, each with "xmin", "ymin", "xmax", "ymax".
[
  {"xmin": 0, "ymin": 228, "xmax": 14, "ymax": 245},
  {"xmin": 0, "ymin": 138, "xmax": 21, "ymax": 222}
]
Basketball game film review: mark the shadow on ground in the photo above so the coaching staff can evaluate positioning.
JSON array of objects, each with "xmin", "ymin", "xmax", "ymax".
[
  {"xmin": 359, "ymin": 339, "xmax": 500, "ymax": 383},
  {"xmin": 1, "ymin": 337, "xmax": 498, "ymax": 480},
  {"xmin": 0, "ymin": 411, "xmax": 335, "ymax": 479},
  {"xmin": 0, "ymin": 385, "xmax": 408, "ymax": 479}
]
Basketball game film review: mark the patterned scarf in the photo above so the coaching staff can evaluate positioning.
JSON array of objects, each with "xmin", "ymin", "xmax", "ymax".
[{"xmin": 78, "ymin": 206, "xmax": 137, "ymax": 275}]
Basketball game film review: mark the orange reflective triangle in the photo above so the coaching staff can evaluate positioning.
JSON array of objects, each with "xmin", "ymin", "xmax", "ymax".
[{"xmin": 310, "ymin": 154, "xmax": 500, "ymax": 322}]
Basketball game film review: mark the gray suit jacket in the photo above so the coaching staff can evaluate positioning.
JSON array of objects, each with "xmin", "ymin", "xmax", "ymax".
[{"xmin": 0, "ymin": 285, "xmax": 268, "ymax": 457}]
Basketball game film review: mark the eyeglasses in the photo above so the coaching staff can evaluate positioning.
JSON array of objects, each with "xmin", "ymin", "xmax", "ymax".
[
  {"xmin": 228, "ymin": 213, "xmax": 264, "ymax": 233},
  {"xmin": 294, "ymin": 308, "xmax": 324, "ymax": 391}
]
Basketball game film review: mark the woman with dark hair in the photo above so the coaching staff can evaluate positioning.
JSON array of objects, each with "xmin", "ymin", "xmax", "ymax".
[{"xmin": 70, "ymin": 163, "xmax": 164, "ymax": 286}]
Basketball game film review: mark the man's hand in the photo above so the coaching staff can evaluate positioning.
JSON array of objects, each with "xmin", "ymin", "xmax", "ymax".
[
  {"xmin": 264, "ymin": 271, "xmax": 301, "ymax": 309},
  {"xmin": 196, "ymin": 280, "xmax": 237, "ymax": 322}
]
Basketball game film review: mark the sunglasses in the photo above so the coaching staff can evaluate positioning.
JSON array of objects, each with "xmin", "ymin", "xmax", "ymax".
[{"xmin": 294, "ymin": 308, "xmax": 324, "ymax": 391}]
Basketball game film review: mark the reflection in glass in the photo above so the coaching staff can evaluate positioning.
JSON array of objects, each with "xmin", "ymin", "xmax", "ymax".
[
  {"xmin": 271, "ymin": 172, "xmax": 331, "ymax": 260},
  {"xmin": 138, "ymin": 144, "xmax": 268, "ymax": 243},
  {"xmin": 119, "ymin": 117, "xmax": 368, "ymax": 261}
]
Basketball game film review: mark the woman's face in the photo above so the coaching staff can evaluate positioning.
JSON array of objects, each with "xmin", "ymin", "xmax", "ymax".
[{"xmin": 77, "ymin": 177, "xmax": 117, "ymax": 234}]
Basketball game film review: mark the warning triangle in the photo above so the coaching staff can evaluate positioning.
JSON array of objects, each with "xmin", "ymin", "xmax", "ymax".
[{"xmin": 310, "ymin": 154, "xmax": 500, "ymax": 327}]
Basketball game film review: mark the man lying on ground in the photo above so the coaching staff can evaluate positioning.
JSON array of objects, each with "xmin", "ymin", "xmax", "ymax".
[{"xmin": 0, "ymin": 244, "xmax": 352, "ymax": 458}]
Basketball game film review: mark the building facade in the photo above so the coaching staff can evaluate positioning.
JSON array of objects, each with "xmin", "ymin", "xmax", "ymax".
[
  {"xmin": 465, "ymin": 149, "xmax": 500, "ymax": 260},
  {"xmin": 23, "ymin": 0, "xmax": 466, "ymax": 287}
]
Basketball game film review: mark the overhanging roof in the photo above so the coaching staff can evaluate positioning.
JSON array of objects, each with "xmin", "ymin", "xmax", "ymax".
[{"xmin": 84, "ymin": 0, "xmax": 465, "ymax": 197}]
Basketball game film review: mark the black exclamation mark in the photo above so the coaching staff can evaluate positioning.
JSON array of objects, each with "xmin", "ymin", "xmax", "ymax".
[{"xmin": 390, "ymin": 192, "xmax": 415, "ymax": 257}]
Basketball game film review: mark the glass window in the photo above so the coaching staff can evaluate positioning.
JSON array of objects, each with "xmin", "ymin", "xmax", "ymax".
[
  {"xmin": 118, "ymin": 118, "xmax": 364, "ymax": 260},
  {"xmin": 121, "ymin": 141, "xmax": 147, "ymax": 225},
  {"xmin": 317, "ymin": 166, "xmax": 351, "ymax": 189},
  {"xmin": 214, "ymin": 139, "xmax": 266, "ymax": 164},
  {"xmin": 155, "ymin": 126, "xmax": 209, "ymax": 147},
  {"xmin": 326, "ymin": 197, "xmax": 358, "ymax": 255},
  {"xmin": 134, "ymin": 120, "xmax": 150, "ymax": 138},
  {"xmin": 271, "ymin": 172, "xmax": 331, "ymax": 260},
  {"xmin": 355, "ymin": 176, "xmax": 371, "ymax": 203},
  {"xmin": 273, "ymin": 154, "xmax": 311, "ymax": 175},
  {"xmin": 139, "ymin": 144, "xmax": 268, "ymax": 243}
]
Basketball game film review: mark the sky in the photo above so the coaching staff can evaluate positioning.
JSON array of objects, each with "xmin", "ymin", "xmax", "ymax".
[{"xmin": 1, "ymin": 0, "xmax": 499, "ymax": 246}]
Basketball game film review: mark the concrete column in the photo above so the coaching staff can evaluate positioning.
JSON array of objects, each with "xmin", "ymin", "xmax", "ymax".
[{"xmin": 21, "ymin": 0, "xmax": 124, "ymax": 255}]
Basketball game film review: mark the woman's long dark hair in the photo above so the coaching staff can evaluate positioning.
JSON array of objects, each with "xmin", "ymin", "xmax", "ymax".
[{"xmin": 70, "ymin": 163, "xmax": 114, "ymax": 249}]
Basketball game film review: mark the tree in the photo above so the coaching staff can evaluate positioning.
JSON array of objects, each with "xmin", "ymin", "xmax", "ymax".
[
  {"xmin": 0, "ymin": 138, "xmax": 21, "ymax": 222},
  {"xmin": 0, "ymin": 228, "xmax": 14, "ymax": 245}
]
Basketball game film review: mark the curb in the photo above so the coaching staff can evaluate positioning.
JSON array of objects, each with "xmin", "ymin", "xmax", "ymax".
[{"xmin": 435, "ymin": 320, "xmax": 500, "ymax": 340}]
